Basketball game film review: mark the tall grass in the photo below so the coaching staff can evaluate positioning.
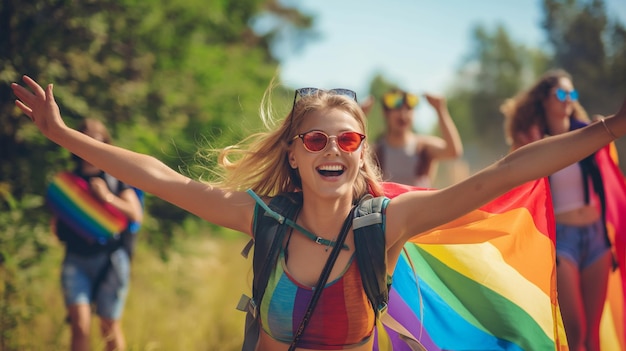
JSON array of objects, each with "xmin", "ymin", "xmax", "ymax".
[{"xmin": 16, "ymin": 232, "xmax": 253, "ymax": 350}]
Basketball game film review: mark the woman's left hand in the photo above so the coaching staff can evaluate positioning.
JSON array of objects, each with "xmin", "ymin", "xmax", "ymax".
[{"xmin": 11, "ymin": 75, "xmax": 68, "ymax": 141}]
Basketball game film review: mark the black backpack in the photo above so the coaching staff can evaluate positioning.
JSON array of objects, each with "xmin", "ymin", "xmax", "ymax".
[{"xmin": 237, "ymin": 190, "xmax": 397, "ymax": 350}]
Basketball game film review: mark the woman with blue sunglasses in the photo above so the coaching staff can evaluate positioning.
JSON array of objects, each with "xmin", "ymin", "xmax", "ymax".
[
  {"xmin": 12, "ymin": 75, "xmax": 626, "ymax": 351},
  {"xmin": 501, "ymin": 69, "xmax": 617, "ymax": 351}
]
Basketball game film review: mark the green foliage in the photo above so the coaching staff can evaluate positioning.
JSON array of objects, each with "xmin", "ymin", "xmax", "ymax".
[
  {"xmin": 542, "ymin": 0, "xmax": 626, "ymax": 115},
  {"xmin": 542, "ymin": 0, "xmax": 626, "ymax": 163},
  {"xmin": 0, "ymin": 0, "xmax": 313, "ymax": 244},
  {"xmin": 450, "ymin": 23, "xmax": 551, "ymax": 156},
  {"xmin": 0, "ymin": 192, "xmax": 52, "ymax": 351}
]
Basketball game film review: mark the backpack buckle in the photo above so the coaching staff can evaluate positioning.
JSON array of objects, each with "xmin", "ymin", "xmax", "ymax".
[
  {"xmin": 378, "ymin": 301, "xmax": 388, "ymax": 316},
  {"xmin": 249, "ymin": 298, "xmax": 258, "ymax": 318},
  {"xmin": 236, "ymin": 294, "xmax": 258, "ymax": 318}
]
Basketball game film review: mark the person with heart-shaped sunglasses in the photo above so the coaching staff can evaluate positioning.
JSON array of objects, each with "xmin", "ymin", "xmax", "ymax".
[{"xmin": 361, "ymin": 89, "xmax": 464, "ymax": 188}]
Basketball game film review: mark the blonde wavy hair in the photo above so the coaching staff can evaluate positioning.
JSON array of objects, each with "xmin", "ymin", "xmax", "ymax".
[
  {"xmin": 501, "ymin": 69, "xmax": 589, "ymax": 147},
  {"xmin": 214, "ymin": 83, "xmax": 384, "ymax": 201}
]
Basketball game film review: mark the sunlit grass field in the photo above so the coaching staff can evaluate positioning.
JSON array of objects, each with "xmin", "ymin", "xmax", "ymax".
[{"xmin": 17, "ymin": 232, "xmax": 253, "ymax": 350}]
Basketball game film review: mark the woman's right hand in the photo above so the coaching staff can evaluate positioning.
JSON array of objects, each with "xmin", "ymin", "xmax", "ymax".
[
  {"xmin": 607, "ymin": 97, "xmax": 626, "ymax": 138},
  {"xmin": 424, "ymin": 93, "xmax": 446, "ymax": 111},
  {"xmin": 11, "ymin": 75, "xmax": 68, "ymax": 141}
]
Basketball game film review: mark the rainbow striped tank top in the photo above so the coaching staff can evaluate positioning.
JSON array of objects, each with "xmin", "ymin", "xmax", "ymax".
[{"xmin": 259, "ymin": 250, "xmax": 375, "ymax": 349}]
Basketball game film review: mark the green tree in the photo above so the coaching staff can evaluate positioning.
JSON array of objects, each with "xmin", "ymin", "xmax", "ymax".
[
  {"xmin": 447, "ymin": 24, "xmax": 550, "ymax": 170},
  {"xmin": 447, "ymin": 0, "xmax": 625, "ymax": 171},
  {"xmin": 1, "ymin": 0, "xmax": 315, "ymax": 239},
  {"xmin": 542, "ymin": 0, "xmax": 626, "ymax": 115},
  {"xmin": 542, "ymin": 0, "xmax": 626, "ymax": 161}
]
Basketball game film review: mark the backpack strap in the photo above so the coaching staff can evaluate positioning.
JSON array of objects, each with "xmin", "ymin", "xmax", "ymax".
[
  {"xmin": 354, "ymin": 195, "xmax": 427, "ymax": 351},
  {"xmin": 353, "ymin": 194, "xmax": 390, "ymax": 315},
  {"xmin": 252, "ymin": 192, "xmax": 302, "ymax": 303},
  {"xmin": 289, "ymin": 204, "xmax": 357, "ymax": 350},
  {"xmin": 238, "ymin": 190, "xmax": 302, "ymax": 351}
]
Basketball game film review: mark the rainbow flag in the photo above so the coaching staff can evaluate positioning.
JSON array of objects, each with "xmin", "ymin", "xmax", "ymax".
[
  {"xmin": 375, "ymin": 178, "xmax": 569, "ymax": 350},
  {"xmin": 597, "ymin": 144, "xmax": 626, "ymax": 351},
  {"xmin": 46, "ymin": 172, "xmax": 128, "ymax": 245}
]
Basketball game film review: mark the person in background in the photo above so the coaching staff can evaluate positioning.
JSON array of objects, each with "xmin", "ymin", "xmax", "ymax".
[
  {"xmin": 501, "ymin": 69, "xmax": 614, "ymax": 351},
  {"xmin": 361, "ymin": 89, "xmax": 463, "ymax": 187},
  {"xmin": 51, "ymin": 118, "xmax": 143, "ymax": 351},
  {"xmin": 12, "ymin": 75, "xmax": 626, "ymax": 351}
]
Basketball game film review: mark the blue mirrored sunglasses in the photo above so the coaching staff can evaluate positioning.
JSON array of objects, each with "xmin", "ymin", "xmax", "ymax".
[{"xmin": 555, "ymin": 88, "xmax": 578, "ymax": 102}]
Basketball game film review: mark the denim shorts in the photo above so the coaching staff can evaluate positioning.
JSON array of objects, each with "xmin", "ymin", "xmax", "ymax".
[
  {"xmin": 555, "ymin": 220, "xmax": 610, "ymax": 270},
  {"xmin": 61, "ymin": 248, "xmax": 130, "ymax": 320}
]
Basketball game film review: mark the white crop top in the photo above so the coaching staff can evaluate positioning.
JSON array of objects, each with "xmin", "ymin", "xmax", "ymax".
[{"xmin": 549, "ymin": 162, "xmax": 597, "ymax": 214}]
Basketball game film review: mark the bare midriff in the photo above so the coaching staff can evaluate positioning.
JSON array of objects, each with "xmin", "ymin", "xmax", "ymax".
[{"xmin": 555, "ymin": 204, "xmax": 600, "ymax": 226}]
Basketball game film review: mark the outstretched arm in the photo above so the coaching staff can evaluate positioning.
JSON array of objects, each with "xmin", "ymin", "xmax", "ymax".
[
  {"xmin": 387, "ymin": 99, "xmax": 626, "ymax": 248},
  {"xmin": 11, "ymin": 76, "xmax": 255, "ymax": 235}
]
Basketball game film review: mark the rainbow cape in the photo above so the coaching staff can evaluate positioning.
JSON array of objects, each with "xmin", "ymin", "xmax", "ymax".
[
  {"xmin": 375, "ymin": 144, "xmax": 626, "ymax": 351},
  {"xmin": 597, "ymin": 143, "xmax": 626, "ymax": 350},
  {"xmin": 375, "ymin": 178, "xmax": 568, "ymax": 350},
  {"xmin": 46, "ymin": 172, "xmax": 128, "ymax": 245}
]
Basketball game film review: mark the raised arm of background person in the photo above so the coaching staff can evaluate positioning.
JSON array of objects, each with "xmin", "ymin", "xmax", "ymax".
[
  {"xmin": 421, "ymin": 93, "xmax": 463, "ymax": 160},
  {"xmin": 385, "ymin": 99, "xmax": 626, "ymax": 258},
  {"xmin": 11, "ymin": 76, "xmax": 255, "ymax": 235}
]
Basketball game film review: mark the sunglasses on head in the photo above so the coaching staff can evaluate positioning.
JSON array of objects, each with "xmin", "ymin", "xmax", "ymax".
[
  {"xmin": 382, "ymin": 91, "xmax": 419, "ymax": 110},
  {"xmin": 292, "ymin": 130, "xmax": 366, "ymax": 153},
  {"xmin": 290, "ymin": 88, "xmax": 358, "ymax": 118},
  {"xmin": 295, "ymin": 87, "xmax": 357, "ymax": 101},
  {"xmin": 554, "ymin": 88, "xmax": 578, "ymax": 102}
]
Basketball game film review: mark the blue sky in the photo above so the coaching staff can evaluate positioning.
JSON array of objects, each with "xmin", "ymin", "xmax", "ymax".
[{"xmin": 275, "ymin": 0, "xmax": 626, "ymax": 130}]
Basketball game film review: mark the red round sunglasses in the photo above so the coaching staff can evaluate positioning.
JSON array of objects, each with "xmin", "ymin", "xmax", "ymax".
[{"xmin": 292, "ymin": 130, "xmax": 366, "ymax": 153}]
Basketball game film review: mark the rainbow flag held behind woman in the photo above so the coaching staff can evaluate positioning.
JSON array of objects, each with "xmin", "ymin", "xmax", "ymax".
[
  {"xmin": 375, "ymin": 144, "xmax": 626, "ymax": 351},
  {"xmin": 46, "ymin": 172, "xmax": 128, "ymax": 245},
  {"xmin": 375, "ymin": 178, "xmax": 567, "ymax": 351}
]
